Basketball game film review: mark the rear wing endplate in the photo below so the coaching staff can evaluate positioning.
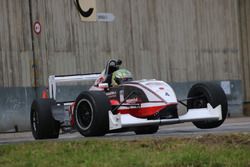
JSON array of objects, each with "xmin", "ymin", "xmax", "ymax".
[{"xmin": 48, "ymin": 73, "xmax": 100, "ymax": 100}]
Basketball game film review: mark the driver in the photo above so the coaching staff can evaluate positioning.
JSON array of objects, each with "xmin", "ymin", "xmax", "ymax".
[
  {"xmin": 93, "ymin": 60, "xmax": 133, "ymax": 88},
  {"xmin": 111, "ymin": 69, "xmax": 133, "ymax": 86}
]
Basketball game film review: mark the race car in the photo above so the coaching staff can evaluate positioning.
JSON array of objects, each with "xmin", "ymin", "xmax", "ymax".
[{"xmin": 30, "ymin": 59, "xmax": 228, "ymax": 139}]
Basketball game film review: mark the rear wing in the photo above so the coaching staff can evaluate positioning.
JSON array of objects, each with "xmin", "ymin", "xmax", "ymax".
[{"xmin": 48, "ymin": 73, "xmax": 100, "ymax": 100}]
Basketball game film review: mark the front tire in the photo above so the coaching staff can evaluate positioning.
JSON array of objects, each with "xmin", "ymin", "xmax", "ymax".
[
  {"xmin": 74, "ymin": 91, "xmax": 110, "ymax": 137},
  {"xmin": 187, "ymin": 82, "xmax": 228, "ymax": 129},
  {"xmin": 30, "ymin": 99, "xmax": 60, "ymax": 139}
]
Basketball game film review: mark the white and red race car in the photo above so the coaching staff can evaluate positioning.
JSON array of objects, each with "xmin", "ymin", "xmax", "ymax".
[{"xmin": 30, "ymin": 59, "xmax": 227, "ymax": 139}]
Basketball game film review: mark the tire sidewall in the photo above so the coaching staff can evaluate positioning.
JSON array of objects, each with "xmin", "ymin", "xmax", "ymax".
[
  {"xmin": 74, "ymin": 91, "xmax": 110, "ymax": 137},
  {"xmin": 30, "ymin": 99, "xmax": 60, "ymax": 139},
  {"xmin": 187, "ymin": 82, "xmax": 228, "ymax": 129},
  {"xmin": 75, "ymin": 95, "xmax": 98, "ymax": 135}
]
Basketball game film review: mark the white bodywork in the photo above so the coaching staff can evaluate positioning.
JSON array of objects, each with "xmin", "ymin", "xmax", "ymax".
[{"xmin": 124, "ymin": 80, "xmax": 177, "ymax": 103}]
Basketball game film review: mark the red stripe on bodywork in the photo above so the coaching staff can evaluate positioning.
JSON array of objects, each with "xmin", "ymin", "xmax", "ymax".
[
  {"xmin": 118, "ymin": 105, "xmax": 166, "ymax": 118},
  {"xmin": 110, "ymin": 99, "xmax": 120, "ymax": 105},
  {"xmin": 117, "ymin": 102, "xmax": 177, "ymax": 118}
]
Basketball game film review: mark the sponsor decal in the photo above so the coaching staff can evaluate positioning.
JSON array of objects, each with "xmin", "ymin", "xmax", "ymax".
[
  {"xmin": 165, "ymin": 92, "xmax": 170, "ymax": 96},
  {"xmin": 106, "ymin": 91, "xmax": 117, "ymax": 98},
  {"xmin": 126, "ymin": 97, "xmax": 141, "ymax": 104}
]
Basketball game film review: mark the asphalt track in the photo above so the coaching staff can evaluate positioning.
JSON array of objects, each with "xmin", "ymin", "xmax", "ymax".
[{"xmin": 0, "ymin": 117, "xmax": 249, "ymax": 145}]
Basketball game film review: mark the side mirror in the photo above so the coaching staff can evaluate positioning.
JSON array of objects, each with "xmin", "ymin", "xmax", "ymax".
[{"xmin": 98, "ymin": 83, "xmax": 109, "ymax": 89}]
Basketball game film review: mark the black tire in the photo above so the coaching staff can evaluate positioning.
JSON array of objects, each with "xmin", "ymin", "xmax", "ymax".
[
  {"xmin": 74, "ymin": 91, "xmax": 110, "ymax": 137},
  {"xmin": 30, "ymin": 99, "xmax": 60, "ymax": 139},
  {"xmin": 187, "ymin": 82, "xmax": 228, "ymax": 129},
  {"xmin": 134, "ymin": 125, "xmax": 159, "ymax": 135}
]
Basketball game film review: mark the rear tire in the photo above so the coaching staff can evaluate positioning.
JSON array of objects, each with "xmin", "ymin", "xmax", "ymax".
[
  {"xmin": 30, "ymin": 99, "xmax": 60, "ymax": 139},
  {"xmin": 187, "ymin": 82, "xmax": 228, "ymax": 129},
  {"xmin": 74, "ymin": 91, "xmax": 110, "ymax": 137},
  {"xmin": 134, "ymin": 125, "xmax": 159, "ymax": 135}
]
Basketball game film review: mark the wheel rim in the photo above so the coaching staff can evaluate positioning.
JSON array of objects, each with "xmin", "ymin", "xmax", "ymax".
[
  {"xmin": 190, "ymin": 92, "xmax": 208, "ymax": 108},
  {"xmin": 190, "ymin": 92, "xmax": 212, "ymax": 123},
  {"xmin": 31, "ymin": 109, "xmax": 39, "ymax": 133},
  {"xmin": 192, "ymin": 98, "xmax": 207, "ymax": 108},
  {"xmin": 75, "ymin": 99, "xmax": 94, "ymax": 131}
]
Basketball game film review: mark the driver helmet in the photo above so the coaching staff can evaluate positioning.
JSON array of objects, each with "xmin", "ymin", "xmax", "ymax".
[{"xmin": 112, "ymin": 69, "xmax": 133, "ymax": 86}]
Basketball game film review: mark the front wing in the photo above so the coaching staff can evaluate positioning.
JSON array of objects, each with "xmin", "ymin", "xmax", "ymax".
[{"xmin": 109, "ymin": 103, "xmax": 222, "ymax": 130}]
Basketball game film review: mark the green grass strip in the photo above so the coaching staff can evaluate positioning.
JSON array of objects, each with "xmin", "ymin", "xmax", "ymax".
[{"xmin": 0, "ymin": 133, "xmax": 250, "ymax": 167}]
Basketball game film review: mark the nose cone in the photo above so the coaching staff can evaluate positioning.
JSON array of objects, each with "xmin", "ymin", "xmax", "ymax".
[{"xmin": 142, "ymin": 80, "xmax": 178, "ymax": 104}]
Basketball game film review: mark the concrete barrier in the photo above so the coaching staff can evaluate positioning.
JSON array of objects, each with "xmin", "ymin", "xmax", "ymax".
[{"xmin": 0, "ymin": 87, "xmax": 35, "ymax": 132}]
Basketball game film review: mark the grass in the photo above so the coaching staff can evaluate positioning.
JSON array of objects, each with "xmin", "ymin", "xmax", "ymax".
[{"xmin": 0, "ymin": 133, "xmax": 250, "ymax": 167}]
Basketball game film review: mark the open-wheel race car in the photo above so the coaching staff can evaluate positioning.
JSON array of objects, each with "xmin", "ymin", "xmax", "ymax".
[{"xmin": 30, "ymin": 59, "xmax": 228, "ymax": 139}]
